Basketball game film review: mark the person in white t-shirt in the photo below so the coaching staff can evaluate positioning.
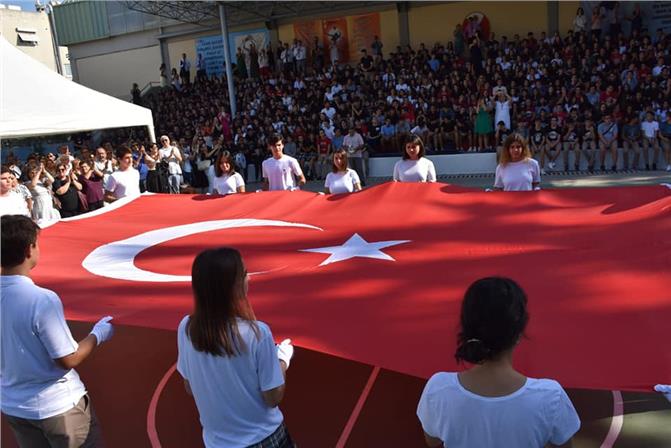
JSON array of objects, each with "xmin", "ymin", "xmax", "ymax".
[
  {"xmin": 262, "ymin": 134, "xmax": 306, "ymax": 191},
  {"xmin": 324, "ymin": 149, "xmax": 362, "ymax": 194},
  {"xmin": 640, "ymin": 111, "xmax": 660, "ymax": 170},
  {"xmin": 1, "ymin": 215, "xmax": 114, "ymax": 447},
  {"xmin": 105, "ymin": 147, "xmax": 141, "ymax": 202},
  {"xmin": 212, "ymin": 151, "xmax": 245, "ymax": 195},
  {"xmin": 493, "ymin": 134, "xmax": 541, "ymax": 191},
  {"xmin": 0, "ymin": 166, "xmax": 30, "ymax": 217},
  {"xmin": 417, "ymin": 277, "xmax": 580, "ymax": 448},
  {"xmin": 393, "ymin": 135, "xmax": 437, "ymax": 183},
  {"xmin": 177, "ymin": 247, "xmax": 295, "ymax": 448},
  {"xmin": 159, "ymin": 135, "xmax": 183, "ymax": 194}
]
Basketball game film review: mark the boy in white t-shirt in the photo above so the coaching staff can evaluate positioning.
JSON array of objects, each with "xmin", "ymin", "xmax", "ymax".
[
  {"xmin": 105, "ymin": 147, "xmax": 141, "ymax": 202},
  {"xmin": 262, "ymin": 135, "xmax": 306, "ymax": 191}
]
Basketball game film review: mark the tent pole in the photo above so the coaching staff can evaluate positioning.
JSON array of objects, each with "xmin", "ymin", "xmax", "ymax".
[{"xmin": 218, "ymin": 2, "xmax": 237, "ymax": 117}]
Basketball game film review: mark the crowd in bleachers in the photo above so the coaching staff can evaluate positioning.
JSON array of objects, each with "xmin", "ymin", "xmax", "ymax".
[{"xmin": 3, "ymin": 10, "xmax": 671, "ymax": 219}]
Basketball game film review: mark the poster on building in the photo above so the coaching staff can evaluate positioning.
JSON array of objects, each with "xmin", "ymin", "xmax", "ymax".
[
  {"xmin": 196, "ymin": 35, "xmax": 225, "ymax": 78},
  {"xmin": 228, "ymin": 28, "xmax": 270, "ymax": 62},
  {"xmin": 322, "ymin": 18, "xmax": 349, "ymax": 64},
  {"xmin": 195, "ymin": 28, "xmax": 270, "ymax": 79},
  {"xmin": 350, "ymin": 13, "xmax": 381, "ymax": 60},
  {"xmin": 580, "ymin": 1, "xmax": 671, "ymax": 35},
  {"xmin": 293, "ymin": 20, "xmax": 321, "ymax": 50}
]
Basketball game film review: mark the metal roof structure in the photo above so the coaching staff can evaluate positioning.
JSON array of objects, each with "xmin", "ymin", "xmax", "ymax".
[{"xmin": 122, "ymin": 1, "xmax": 391, "ymax": 27}]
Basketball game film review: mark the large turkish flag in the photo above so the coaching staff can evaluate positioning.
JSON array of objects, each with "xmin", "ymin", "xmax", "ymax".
[{"xmin": 33, "ymin": 183, "xmax": 671, "ymax": 392}]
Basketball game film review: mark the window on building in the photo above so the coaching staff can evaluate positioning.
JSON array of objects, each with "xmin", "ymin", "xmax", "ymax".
[{"xmin": 16, "ymin": 27, "xmax": 39, "ymax": 46}]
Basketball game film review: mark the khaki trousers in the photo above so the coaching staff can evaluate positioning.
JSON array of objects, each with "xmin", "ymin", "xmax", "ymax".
[{"xmin": 4, "ymin": 394, "xmax": 103, "ymax": 448}]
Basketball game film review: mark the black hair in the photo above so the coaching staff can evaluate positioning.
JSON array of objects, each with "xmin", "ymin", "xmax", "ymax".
[
  {"xmin": 455, "ymin": 277, "xmax": 529, "ymax": 364},
  {"xmin": 267, "ymin": 133, "xmax": 283, "ymax": 147},
  {"xmin": 115, "ymin": 146, "xmax": 132, "ymax": 159},
  {"xmin": 214, "ymin": 151, "xmax": 237, "ymax": 177},
  {"xmin": 1, "ymin": 215, "xmax": 40, "ymax": 268},
  {"xmin": 401, "ymin": 134, "xmax": 425, "ymax": 160}
]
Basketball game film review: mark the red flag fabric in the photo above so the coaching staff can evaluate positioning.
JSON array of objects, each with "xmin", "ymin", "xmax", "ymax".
[{"xmin": 33, "ymin": 183, "xmax": 671, "ymax": 392}]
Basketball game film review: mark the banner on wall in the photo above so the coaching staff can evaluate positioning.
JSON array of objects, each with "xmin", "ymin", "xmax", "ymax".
[
  {"xmin": 196, "ymin": 35, "xmax": 225, "ymax": 78},
  {"xmin": 462, "ymin": 12, "xmax": 491, "ymax": 41},
  {"xmin": 580, "ymin": 1, "xmax": 671, "ymax": 35},
  {"xmin": 195, "ymin": 29, "xmax": 270, "ymax": 79},
  {"xmin": 322, "ymin": 18, "xmax": 349, "ymax": 64},
  {"xmin": 350, "ymin": 13, "xmax": 381, "ymax": 59},
  {"xmin": 293, "ymin": 20, "xmax": 321, "ymax": 52}
]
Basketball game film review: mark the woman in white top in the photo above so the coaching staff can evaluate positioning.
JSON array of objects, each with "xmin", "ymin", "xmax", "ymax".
[
  {"xmin": 573, "ymin": 7, "xmax": 587, "ymax": 33},
  {"xmin": 324, "ymin": 149, "xmax": 361, "ymax": 194},
  {"xmin": 493, "ymin": 134, "xmax": 541, "ymax": 191},
  {"xmin": 159, "ymin": 135, "xmax": 183, "ymax": 194},
  {"xmin": 417, "ymin": 277, "xmax": 581, "ymax": 448},
  {"xmin": 25, "ymin": 163, "xmax": 59, "ymax": 222},
  {"xmin": 212, "ymin": 151, "xmax": 245, "ymax": 195},
  {"xmin": 177, "ymin": 248, "xmax": 295, "ymax": 448},
  {"xmin": 393, "ymin": 135, "xmax": 437, "ymax": 183}
]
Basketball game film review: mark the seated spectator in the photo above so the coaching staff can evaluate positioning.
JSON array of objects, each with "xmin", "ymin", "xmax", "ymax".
[
  {"xmin": 417, "ymin": 277, "xmax": 580, "ymax": 447},
  {"xmin": 393, "ymin": 135, "xmax": 437, "ymax": 183},
  {"xmin": 641, "ymin": 111, "xmax": 660, "ymax": 171},
  {"xmin": 177, "ymin": 247, "xmax": 295, "ymax": 447},
  {"xmin": 659, "ymin": 114, "xmax": 671, "ymax": 172},
  {"xmin": 493, "ymin": 134, "xmax": 541, "ymax": 191},
  {"xmin": 212, "ymin": 151, "xmax": 245, "ymax": 194},
  {"xmin": 104, "ymin": 147, "xmax": 141, "ymax": 202},
  {"xmin": 598, "ymin": 114, "xmax": 618, "ymax": 171}
]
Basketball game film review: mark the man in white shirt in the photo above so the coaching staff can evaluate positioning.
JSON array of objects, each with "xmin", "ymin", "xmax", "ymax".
[
  {"xmin": 343, "ymin": 127, "xmax": 366, "ymax": 185},
  {"xmin": 262, "ymin": 135, "xmax": 306, "ymax": 191},
  {"xmin": 1, "ymin": 215, "xmax": 114, "ymax": 447},
  {"xmin": 641, "ymin": 111, "xmax": 661, "ymax": 170},
  {"xmin": 0, "ymin": 166, "xmax": 30, "ymax": 217},
  {"xmin": 105, "ymin": 147, "xmax": 141, "ymax": 202},
  {"xmin": 94, "ymin": 147, "xmax": 114, "ymax": 185},
  {"xmin": 293, "ymin": 40, "xmax": 307, "ymax": 74}
]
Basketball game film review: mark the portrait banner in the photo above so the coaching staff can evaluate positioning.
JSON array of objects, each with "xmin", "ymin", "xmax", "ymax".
[
  {"xmin": 350, "ymin": 13, "xmax": 381, "ymax": 60},
  {"xmin": 322, "ymin": 18, "xmax": 349, "ymax": 64}
]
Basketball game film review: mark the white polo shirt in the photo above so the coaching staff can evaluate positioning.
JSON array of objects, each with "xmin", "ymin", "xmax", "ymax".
[
  {"xmin": 105, "ymin": 167, "xmax": 141, "ymax": 199},
  {"xmin": 1, "ymin": 275, "xmax": 87, "ymax": 420},
  {"xmin": 262, "ymin": 155, "xmax": 303, "ymax": 191},
  {"xmin": 177, "ymin": 317, "xmax": 284, "ymax": 448}
]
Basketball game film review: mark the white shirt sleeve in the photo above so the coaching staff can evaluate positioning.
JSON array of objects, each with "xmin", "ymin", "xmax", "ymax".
[
  {"xmin": 349, "ymin": 169, "xmax": 361, "ymax": 187},
  {"xmin": 255, "ymin": 324, "xmax": 285, "ymax": 392},
  {"xmin": 426, "ymin": 159, "xmax": 437, "ymax": 182},
  {"xmin": 494, "ymin": 164, "xmax": 504, "ymax": 188},
  {"xmin": 290, "ymin": 157, "xmax": 303, "ymax": 177},
  {"xmin": 548, "ymin": 384, "xmax": 581, "ymax": 445},
  {"xmin": 416, "ymin": 374, "xmax": 441, "ymax": 438},
  {"xmin": 34, "ymin": 293, "xmax": 79, "ymax": 360},
  {"xmin": 261, "ymin": 160, "xmax": 268, "ymax": 179},
  {"xmin": 105, "ymin": 173, "xmax": 117, "ymax": 192},
  {"xmin": 324, "ymin": 172, "xmax": 333, "ymax": 190},
  {"xmin": 234, "ymin": 173, "xmax": 245, "ymax": 190},
  {"xmin": 530, "ymin": 159, "xmax": 541, "ymax": 183},
  {"xmin": 176, "ymin": 316, "xmax": 189, "ymax": 379},
  {"xmin": 393, "ymin": 161, "xmax": 401, "ymax": 181}
]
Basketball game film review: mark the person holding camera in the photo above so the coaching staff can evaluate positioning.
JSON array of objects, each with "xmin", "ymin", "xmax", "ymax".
[{"xmin": 1, "ymin": 215, "xmax": 114, "ymax": 447}]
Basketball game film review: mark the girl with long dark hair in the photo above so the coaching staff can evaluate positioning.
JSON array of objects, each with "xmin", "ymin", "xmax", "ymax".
[{"xmin": 177, "ymin": 248, "xmax": 295, "ymax": 448}]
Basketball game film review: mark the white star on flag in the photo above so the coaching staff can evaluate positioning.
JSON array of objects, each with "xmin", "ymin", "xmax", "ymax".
[{"xmin": 300, "ymin": 233, "xmax": 411, "ymax": 266}]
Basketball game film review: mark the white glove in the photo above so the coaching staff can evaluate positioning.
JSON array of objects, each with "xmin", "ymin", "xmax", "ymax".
[
  {"xmin": 90, "ymin": 316, "xmax": 114, "ymax": 345},
  {"xmin": 654, "ymin": 384, "xmax": 671, "ymax": 403},
  {"xmin": 276, "ymin": 338, "xmax": 294, "ymax": 368},
  {"xmin": 533, "ymin": 186, "xmax": 541, "ymax": 191},
  {"xmin": 485, "ymin": 188, "xmax": 493, "ymax": 192}
]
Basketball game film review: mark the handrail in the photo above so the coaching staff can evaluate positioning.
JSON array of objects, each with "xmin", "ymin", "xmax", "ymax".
[{"xmin": 140, "ymin": 81, "xmax": 161, "ymax": 96}]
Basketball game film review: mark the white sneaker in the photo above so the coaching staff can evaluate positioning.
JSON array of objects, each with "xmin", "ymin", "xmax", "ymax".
[
  {"xmin": 666, "ymin": 164, "xmax": 671, "ymax": 172},
  {"xmin": 548, "ymin": 161, "xmax": 555, "ymax": 170}
]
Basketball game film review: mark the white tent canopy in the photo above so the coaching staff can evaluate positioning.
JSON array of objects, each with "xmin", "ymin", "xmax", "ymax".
[{"xmin": 0, "ymin": 35, "xmax": 155, "ymax": 141}]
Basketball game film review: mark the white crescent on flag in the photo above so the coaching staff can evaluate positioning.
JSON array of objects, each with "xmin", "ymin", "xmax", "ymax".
[{"xmin": 82, "ymin": 219, "xmax": 323, "ymax": 282}]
